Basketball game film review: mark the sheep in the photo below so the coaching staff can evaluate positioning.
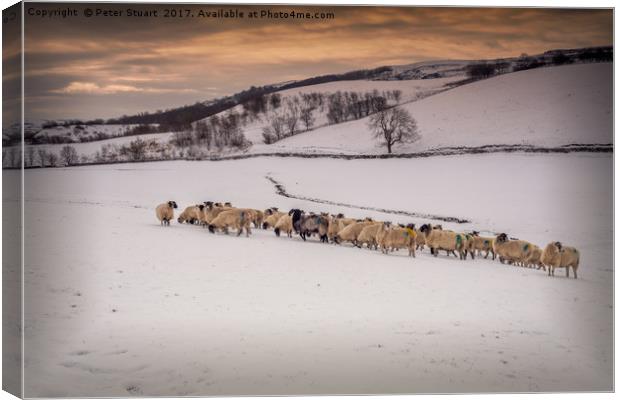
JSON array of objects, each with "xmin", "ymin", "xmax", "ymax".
[
  {"xmin": 420, "ymin": 224, "xmax": 468, "ymax": 260},
  {"xmin": 155, "ymin": 201, "xmax": 177, "ymax": 226},
  {"xmin": 274, "ymin": 214, "xmax": 293, "ymax": 238},
  {"xmin": 327, "ymin": 214, "xmax": 358, "ymax": 243},
  {"xmin": 415, "ymin": 228, "xmax": 427, "ymax": 251},
  {"xmin": 239, "ymin": 208, "xmax": 264, "ymax": 229},
  {"xmin": 471, "ymin": 231, "xmax": 496, "ymax": 260},
  {"xmin": 525, "ymin": 244, "xmax": 544, "ymax": 269},
  {"xmin": 262, "ymin": 210, "xmax": 286, "ymax": 229},
  {"xmin": 461, "ymin": 233, "xmax": 476, "ymax": 260},
  {"xmin": 177, "ymin": 204, "xmax": 204, "ymax": 224},
  {"xmin": 356, "ymin": 222, "xmax": 384, "ymax": 250},
  {"xmin": 376, "ymin": 222, "xmax": 416, "ymax": 257},
  {"xmin": 335, "ymin": 220, "xmax": 377, "ymax": 246},
  {"xmin": 207, "ymin": 209, "xmax": 251, "ymax": 237},
  {"xmin": 541, "ymin": 242, "xmax": 580, "ymax": 278},
  {"xmin": 493, "ymin": 233, "xmax": 533, "ymax": 266},
  {"xmin": 289, "ymin": 209, "xmax": 329, "ymax": 242},
  {"xmin": 200, "ymin": 202, "xmax": 233, "ymax": 226}
]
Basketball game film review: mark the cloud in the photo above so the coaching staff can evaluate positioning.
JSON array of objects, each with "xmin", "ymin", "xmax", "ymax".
[
  {"xmin": 54, "ymin": 81, "xmax": 198, "ymax": 95},
  {"xmin": 17, "ymin": 5, "xmax": 612, "ymax": 121}
]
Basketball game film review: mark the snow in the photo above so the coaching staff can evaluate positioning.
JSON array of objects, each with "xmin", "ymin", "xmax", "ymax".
[
  {"xmin": 34, "ymin": 124, "xmax": 156, "ymax": 142},
  {"xmin": 261, "ymin": 63, "xmax": 612, "ymax": 154},
  {"xmin": 17, "ymin": 152, "xmax": 612, "ymax": 396},
  {"xmin": 198, "ymin": 76, "xmax": 462, "ymax": 146},
  {"xmin": 21, "ymin": 63, "xmax": 611, "ymax": 162},
  {"xmin": 26, "ymin": 132, "xmax": 176, "ymax": 160}
]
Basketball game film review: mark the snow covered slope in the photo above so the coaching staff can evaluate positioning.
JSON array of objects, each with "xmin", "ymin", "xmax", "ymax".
[
  {"xmin": 260, "ymin": 63, "xmax": 612, "ymax": 155},
  {"xmin": 200, "ymin": 76, "xmax": 463, "ymax": 145},
  {"xmin": 18, "ymin": 153, "xmax": 612, "ymax": 396}
]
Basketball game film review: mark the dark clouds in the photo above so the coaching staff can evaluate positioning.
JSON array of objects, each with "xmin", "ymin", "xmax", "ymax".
[{"xmin": 15, "ymin": 4, "xmax": 613, "ymax": 121}]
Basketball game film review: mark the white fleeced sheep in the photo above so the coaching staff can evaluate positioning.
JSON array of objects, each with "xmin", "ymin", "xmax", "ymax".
[
  {"xmin": 525, "ymin": 244, "xmax": 544, "ymax": 269},
  {"xmin": 177, "ymin": 204, "xmax": 204, "ymax": 224},
  {"xmin": 356, "ymin": 222, "xmax": 383, "ymax": 249},
  {"xmin": 207, "ymin": 209, "xmax": 252, "ymax": 237},
  {"xmin": 336, "ymin": 220, "xmax": 376, "ymax": 245},
  {"xmin": 376, "ymin": 222, "xmax": 416, "ymax": 257},
  {"xmin": 541, "ymin": 242, "xmax": 580, "ymax": 278},
  {"xmin": 421, "ymin": 224, "xmax": 468, "ymax": 260},
  {"xmin": 471, "ymin": 232, "xmax": 495, "ymax": 260},
  {"xmin": 274, "ymin": 214, "xmax": 293, "ymax": 238},
  {"xmin": 155, "ymin": 201, "xmax": 178, "ymax": 226},
  {"xmin": 263, "ymin": 210, "xmax": 286, "ymax": 229},
  {"xmin": 493, "ymin": 233, "xmax": 533, "ymax": 266}
]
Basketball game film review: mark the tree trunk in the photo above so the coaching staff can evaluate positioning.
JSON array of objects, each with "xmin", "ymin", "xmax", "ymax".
[{"xmin": 387, "ymin": 142, "xmax": 392, "ymax": 154}]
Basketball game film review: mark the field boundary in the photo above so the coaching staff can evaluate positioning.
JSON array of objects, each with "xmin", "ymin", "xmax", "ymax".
[
  {"xmin": 13, "ymin": 143, "xmax": 613, "ymax": 170},
  {"xmin": 265, "ymin": 174, "xmax": 472, "ymax": 224}
]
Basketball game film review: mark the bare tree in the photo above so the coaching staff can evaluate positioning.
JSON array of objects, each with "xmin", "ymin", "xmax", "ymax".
[
  {"xmin": 60, "ymin": 145, "xmax": 79, "ymax": 166},
  {"xmin": 367, "ymin": 107, "xmax": 420, "ymax": 154},
  {"xmin": 391, "ymin": 89, "xmax": 402, "ymax": 104},
  {"xmin": 47, "ymin": 152, "xmax": 58, "ymax": 167},
  {"xmin": 126, "ymin": 138, "xmax": 147, "ymax": 161},
  {"xmin": 284, "ymin": 99, "xmax": 300, "ymax": 137},
  {"xmin": 262, "ymin": 112, "xmax": 286, "ymax": 144},
  {"xmin": 25, "ymin": 146, "xmax": 36, "ymax": 167},
  {"xmin": 300, "ymin": 106, "xmax": 316, "ymax": 131},
  {"xmin": 37, "ymin": 148, "xmax": 48, "ymax": 167}
]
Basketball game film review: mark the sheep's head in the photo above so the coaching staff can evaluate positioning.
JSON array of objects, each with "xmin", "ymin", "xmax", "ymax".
[
  {"xmin": 198, "ymin": 204, "xmax": 205, "ymax": 211},
  {"xmin": 554, "ymin": 241, "xmax": 563, "ymax": 251},
  {"xmin": 433, "ymin": 224, "xmax": 443, "ymax": 230},
  {"xmin": 208, "ymin": 224, "xmax": 216, "ymax": 233},
  {"xmin": 496, "ymin": 233, "xmax": 508, "ymax": 243},
  {"xmin": 336, "ymin": 213, "xmax": 345, "ymax": 219},
  {"xmin": 406, "ymin": 223, "xmax": 415, "ymax": 230},
  {"xmin": 264, "ymin": 209, "xmax": 273, "ymax": 216},
  {"xmin": 472, "ymin": 230, "xmax": 480, "ymax": 236},
  {"xmin": 168, "ymin": 201, "xmax": 178, "ymax": 209},
  {"xmin": 420, "ymin": 224, "xmax": 431, "ymax": 234},
  {"xmin": 224, "ymin": 202, "xmax": 232, "ymax": 207},
  {"xmin": 177, "ymin": 217, "xmax": 183, "ymax": 223},
  {"xmin": 215, "ymin": 202, "xmax": 223, "ymax": 207},
  {"xmin": 204, "ymin": 201, "xmax": 214, "ymax": 209}
]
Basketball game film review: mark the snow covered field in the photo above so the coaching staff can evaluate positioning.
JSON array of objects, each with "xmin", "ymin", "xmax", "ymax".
[{"xmin": 16, "ymin": 152, "xmax": 612, "ymax": 396}]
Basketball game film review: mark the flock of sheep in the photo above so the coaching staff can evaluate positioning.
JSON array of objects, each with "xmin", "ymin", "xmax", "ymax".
[{"xmin": 155, "ymin": 200, "xmax": 581, "ymax": 279}]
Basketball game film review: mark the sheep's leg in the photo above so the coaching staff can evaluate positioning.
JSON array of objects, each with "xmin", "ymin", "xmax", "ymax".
[
  {"xmin": 565, "ymin": 266, "xmax": 569, "ymax": 278},
  {"xmin": 573, "ymin": 266, "xmax": 578, "ymax": 279}
]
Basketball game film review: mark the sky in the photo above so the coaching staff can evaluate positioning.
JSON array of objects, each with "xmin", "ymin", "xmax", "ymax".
[{"xmin": 4, "ymin": 3, "xmax": 613, "ymax": 123}]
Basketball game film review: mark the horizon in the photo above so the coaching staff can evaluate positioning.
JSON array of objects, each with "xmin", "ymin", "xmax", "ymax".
[{"xmin": 3, "ymin": 4, "xmax": 613, "ymax": 123}]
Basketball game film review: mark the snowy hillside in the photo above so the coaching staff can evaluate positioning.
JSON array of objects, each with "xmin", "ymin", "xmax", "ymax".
[
  {"xmin": 259, "ymin": 63, "xmax": 612, "ymax": 155},
  {"xmin": 17, "ymin": 152, "xmax": 612, "ymax": 396},
  {"xmin": 199, "ymin": 76, "xmax": 463, "ymax": 145},
  {"xmin": 33, "ymin": 124, "xmax": 158, "ymax": 144}
]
